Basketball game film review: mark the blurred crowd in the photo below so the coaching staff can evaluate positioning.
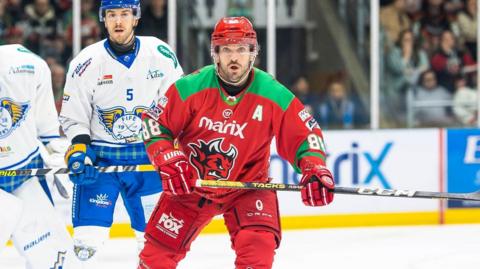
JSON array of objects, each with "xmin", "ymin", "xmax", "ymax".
[
  {"xmin": 0, "ymin": 0, "xmax": 477, "ymax": 129},
  {"xmin": 380, "ymin": 0, "xmax": 478, "ymax": 127},
  {"xmin": 0, "ymin": 0, "xmax": 167, "ymax": 112}
]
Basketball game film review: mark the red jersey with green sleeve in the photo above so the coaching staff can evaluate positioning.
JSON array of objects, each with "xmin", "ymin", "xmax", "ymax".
[{"xmin": 142, "ymin": 65, "xmax": 327, "ymax": 202}]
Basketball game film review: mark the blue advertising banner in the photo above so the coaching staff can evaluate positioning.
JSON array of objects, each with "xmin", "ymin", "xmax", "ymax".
[{"xmin": 447, "ymin": 129, "xmax": 480, "ymax": 208}]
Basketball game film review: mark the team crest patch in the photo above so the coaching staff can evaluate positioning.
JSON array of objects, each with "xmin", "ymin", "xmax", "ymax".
[
  {"xmin": 188, "ymin": 138, "xmax": 238, "ymax": 180},
  {"xmin": 96, "ymin": 103, "xmax": 154, "ymax": 142},
  {"xmin": 0, "ymin": 98, "xmax": 30, "ymax": 139}
]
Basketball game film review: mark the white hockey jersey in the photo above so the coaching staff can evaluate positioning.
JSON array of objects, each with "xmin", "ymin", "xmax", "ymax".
[
  {"xmin": 60, "ymin": 36, "xmax": 183, "ymax": 147},
  {"xmin": 0, "ymin": 44, "xmax": 60, "ymax": 170}
]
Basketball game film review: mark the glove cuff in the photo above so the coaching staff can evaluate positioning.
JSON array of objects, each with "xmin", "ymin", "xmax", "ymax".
[
  {"xmin": 299, "ymin": 156, "xmax": 334, "ymax": 188},
  {"xmin": 65, "ymin": 143, "xmax": 96, "ymax": 165},
  {"xmin": 146, "ymin": 140, "xmax": 175, "ymax": 163},
  {"xmin": 299, "ymin": 156, "xmax": 326, "ymax": 171},
  {"xmin": 153, "ymin": 150, "xmax": 188, "ymax": 171}
]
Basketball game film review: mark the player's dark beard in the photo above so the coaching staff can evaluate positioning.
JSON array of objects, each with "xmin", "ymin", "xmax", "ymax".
[{"xmin": 218, "ymin": 71, "xmax": 253, "ymax": 96}]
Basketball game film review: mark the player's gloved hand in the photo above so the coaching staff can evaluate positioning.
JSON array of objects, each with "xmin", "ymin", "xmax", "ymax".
[
  {"xmin": 150, "ymin": 149, "xmax": 194, "ymax": 195},
  {"xmin": 64, "ymin": 144, "xmax": 99, "ymax": 185},
  {"xmin": 299, "ymin": 156, "xmax": 335, "ymax": 206}
]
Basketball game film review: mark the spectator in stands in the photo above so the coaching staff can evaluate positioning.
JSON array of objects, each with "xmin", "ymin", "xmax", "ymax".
[
  {"xmin": 414, "ymin": 69, "xmax": 455, "ymax": 126},
  {"xmin": 457, "ymin": 0, "xmax": 477, "ymax": 60},
  {"xmin": 453, "ymin": 75, "xmax": 477, "ymax": 126},
  {"xmin": 0, "ymin": 0, "xmax": 14, "ymax": 43},
  {"xmin": 50, "ymin": 63, "xmax": 65, "ymax": 114},
  {"xmin": 4, "ymin": 26, "xmax": 25, "ymax": 45},
  {"xmin": 405, "ymin": 0, "xmax": 423, "ymax": 21},
  {"xmin": 63, "ymin": 0, "xmax": 101, "ymax": 48},
  {"xmin": 6, "ymin": 0, "xmax": 25, "ymax": 23},
  {"xmin": 444, "ymin": 0, "xmax": 465, "ymax": 17},
  {"xmin": 380, "ymin": 0, "xmax": 411, "ymax": 46},
  {"xmin": 431, "ymin": 29, "xmax": 475, "ymax": 93},
  {"xmin": 53, "ymin": 0, "xmax": 71, "ymax": 14},
  {"xmin": 386, "ymin": 29, "xmax": 430, "ymax": 101},
  {"xmin": 42, "ymin": 34, "xmax": 69, "ymax": 66},
  {"xmin": 136, "ymin": 0, "xmax": 168, "ymax": 40},
  {"xmin": 291, "ymin": 76, "xmax": 319, "ymax": 118},
  {"xmin": 24, "ymin": 0, "xmax": 60, "ymax": 54},
  {"xmin": 318, "ymin": 81, "xmax": 356, "ymax": 129},
  {"xmin": 416, "ymin": 0, "xmax": 453, "ymax": 54}
]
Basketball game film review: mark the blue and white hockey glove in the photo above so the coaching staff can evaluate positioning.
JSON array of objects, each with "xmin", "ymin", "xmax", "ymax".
[{"xmin": 65, "ymin": 144, "xmax": 98, "ymax": 185}]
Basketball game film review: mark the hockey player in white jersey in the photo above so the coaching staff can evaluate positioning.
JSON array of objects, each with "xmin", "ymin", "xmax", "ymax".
[
  {"xmin": 0, "ymin": 44, "xmax": 81, "ymax": 268},
  {"xmin": 59, "ymin": 0, "xmax": 184, "ymax": 266}
]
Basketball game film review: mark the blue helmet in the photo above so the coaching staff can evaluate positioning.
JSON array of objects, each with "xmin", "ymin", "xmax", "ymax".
[{"xmin": 99, "ymin": 0, "xmax": 141, "ymax": 22}]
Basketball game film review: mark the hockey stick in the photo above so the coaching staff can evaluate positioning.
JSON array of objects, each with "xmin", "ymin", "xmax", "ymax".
[
  {"xmin": 0, "ymin": 164, "xmax": 156, "ymax": 177},
  {"xmin": 2, "ymin": 165, "xmax": 480, "ymax": 201},
  {"xmin": 38, "ymin": 142, "xmax": 70, "ymax": 199},
  {"xmin": 198, "ymin": 180, "xmax": 480, "ymax": 201}
]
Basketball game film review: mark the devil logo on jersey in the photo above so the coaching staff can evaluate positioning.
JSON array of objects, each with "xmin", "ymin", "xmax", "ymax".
[{"xmin": 188, "ymin": 138, "xmax": 238, "ymax": 180}]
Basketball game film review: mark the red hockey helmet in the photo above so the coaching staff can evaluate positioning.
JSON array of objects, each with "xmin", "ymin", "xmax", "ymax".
[{"xmin": 211, "ymin": 17, "xmax": 258, "ymax": 54}]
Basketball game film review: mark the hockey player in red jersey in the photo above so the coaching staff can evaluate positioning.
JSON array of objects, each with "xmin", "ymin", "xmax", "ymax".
[{"xmin": 139, "ymin": 16, "xmax": 335, "ymax": 269}]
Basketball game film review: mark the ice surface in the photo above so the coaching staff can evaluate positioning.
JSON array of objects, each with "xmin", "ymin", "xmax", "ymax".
[{"xmin": 2, "ymin": 224, "xmax": 479, "ymax": 268}]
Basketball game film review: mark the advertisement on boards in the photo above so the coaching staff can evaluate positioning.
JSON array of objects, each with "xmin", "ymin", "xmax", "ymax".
[
  {"xmin": 270, "ymin": 129, "xmax": 440, "ymax": 216},
  {"xmin": 446, "ymin": 129, "xmax": 480, "ymax": 208}
]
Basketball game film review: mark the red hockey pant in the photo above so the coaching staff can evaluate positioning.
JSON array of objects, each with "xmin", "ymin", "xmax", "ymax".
[{"xmin": 138, "ymin": 191, "xmax": 281, "ymax": 269}]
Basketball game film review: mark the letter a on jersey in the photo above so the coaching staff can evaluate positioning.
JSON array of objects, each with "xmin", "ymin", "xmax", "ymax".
[{"xmin": 252, "ymin": 105, "xmax": 263, "ymax": 122}]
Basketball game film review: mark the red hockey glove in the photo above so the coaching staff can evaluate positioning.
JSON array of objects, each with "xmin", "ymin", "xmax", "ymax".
[
  {"xmin": 149, "ymin": 147, "xmax": 194, "ymax": 196},
  {"xmin": 299, "ymin": 156, "xmax": 335, "ymax": 206}
]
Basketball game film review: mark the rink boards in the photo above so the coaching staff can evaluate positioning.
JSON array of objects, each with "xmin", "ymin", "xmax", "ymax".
[{"xmin": 51, "ymin": 128, "xmax": 480, "ymax": 237}]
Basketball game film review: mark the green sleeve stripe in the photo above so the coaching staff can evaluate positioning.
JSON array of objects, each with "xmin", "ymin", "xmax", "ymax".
[
  {"xmin": 142, "ymin": 118, "xmax": 174, "ymax": 137},
  {"xmin": 142, "ymin": 118, "xmax": 174, "ymax": 147},
  {"xmin": 145, "ymin": 137, "xmax": 173, "ymax": 148},
  {"xmin": 158, "ymin": 125, "xmax": 173, "ymax": 137},
  {"xmin": 176, "ymin": 65, "xmax": 217, "ymax": 101},
  {"xmin": 247, "ymin": 69, "xmax": 295, "ymax": 111},
  {"xmin": 292, "ymin": 140, "xmax": 326, "ymax": 173}
]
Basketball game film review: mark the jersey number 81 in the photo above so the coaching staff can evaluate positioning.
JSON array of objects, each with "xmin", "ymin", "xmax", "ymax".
[{"xmin": 307, "ymin": 134, "xmax": 326, "ymax": 152}]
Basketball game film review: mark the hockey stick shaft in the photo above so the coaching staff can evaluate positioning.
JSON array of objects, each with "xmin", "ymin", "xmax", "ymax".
[
  {"xmin": 0, "ymin": 164, "xmax": 156, "ymax": 177},
  {"xmin": 37, "ymin": 142, "xmax": 70, "ymax": 199},
  {"xmin": 2, "ymin": 165, "xmax": 479, "ymax": 201},
  {"xmin": 197, "ymin": 180, "xmax": 480, "ymax": 201}
]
